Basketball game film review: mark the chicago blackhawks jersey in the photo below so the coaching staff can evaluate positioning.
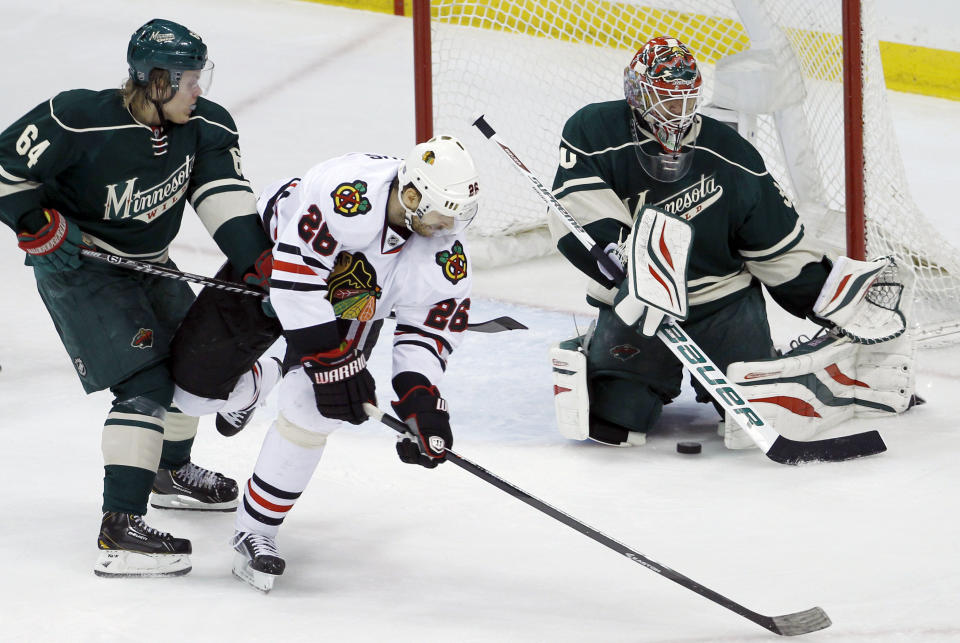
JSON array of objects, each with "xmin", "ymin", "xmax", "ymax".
[
  {"xmin": 552, "ymin": 100, "xmax": 830, "ymax": 322},
  {"xmin": 260, "ymin": 153, "xmax": 472, "ymax": 386},
  {"xmin": 0, "ymin": 88, "xmax": 264, "ymax": 268}
]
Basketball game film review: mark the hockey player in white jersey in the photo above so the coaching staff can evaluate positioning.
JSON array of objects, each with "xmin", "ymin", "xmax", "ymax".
[{"xmin": 230, "ymin": 136, "xmax": 480, "ymax": 591}]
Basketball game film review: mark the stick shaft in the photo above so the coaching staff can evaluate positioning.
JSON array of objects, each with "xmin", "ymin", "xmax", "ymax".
[{"xmin": 363, "ymin": 403, "xmax": 828, "ymax": 635}]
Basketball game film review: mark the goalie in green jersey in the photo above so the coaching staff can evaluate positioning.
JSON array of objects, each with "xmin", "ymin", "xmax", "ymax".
[
  {"xmin": 549, "ymin": 37, "xmax": 916, "ymax": 451},
  {"xmin": 0, "ymin": 19, "xmax": 276, "ymax": 577}
]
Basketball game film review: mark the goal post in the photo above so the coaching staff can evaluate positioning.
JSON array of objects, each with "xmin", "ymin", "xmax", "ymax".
[{"xmin": 412, "ymin": 0, "xmax": 960, "ymax": 342}]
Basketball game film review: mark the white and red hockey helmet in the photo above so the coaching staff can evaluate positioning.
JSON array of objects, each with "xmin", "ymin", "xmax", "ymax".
[
  {"xmin": 624, "ymin": 36, "xmax": 703, "ymax": 154},
  {"xmin": 397, "ymin": 135, "xmax": 480, "ymax": 236}
]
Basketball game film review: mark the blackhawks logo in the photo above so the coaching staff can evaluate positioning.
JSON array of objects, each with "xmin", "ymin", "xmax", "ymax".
[
  {"xmin": 131, "ymin": 328, "xmax": 154, "ymax": 349},
  {"xmin": 327, "ymin": 251, "xmax": 381, "ymax": 320},
  {"xmin": 331, "ymin": 180, "xmax": 372, "ymax": 217},
  {"xmin": 435, "ymin": 240, "xmax": 468, "ymax": 285}
]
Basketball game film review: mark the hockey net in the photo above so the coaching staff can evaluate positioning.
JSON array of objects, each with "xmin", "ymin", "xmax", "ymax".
[{"xmin": 420, "ymin": 0, "xmax": 960, "ymax": 342}]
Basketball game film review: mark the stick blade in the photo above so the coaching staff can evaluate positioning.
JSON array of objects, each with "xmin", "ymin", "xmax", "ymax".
[
  {"xmin": 467, "ymin": 316, "xmax": 528, "ymax": 333},
  {"xmin": 765, "ymin": 430, "xmax": 887, "ymax": 465},
  {"xmin": 766, "ymin": 606, "xmax": 832, "ymax": 636}
]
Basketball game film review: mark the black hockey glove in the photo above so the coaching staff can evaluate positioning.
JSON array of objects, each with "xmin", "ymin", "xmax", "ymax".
[
  {"xmin": 243, "ymin": 248, "xmax": 276, "ymax": 318},
  {"xmin": 301, "ymin": 345, "xmax": 376, "ymax": 425},
  {"xmin": 391, "ymin": 385, "xmax": 452, "ymax": 468}
]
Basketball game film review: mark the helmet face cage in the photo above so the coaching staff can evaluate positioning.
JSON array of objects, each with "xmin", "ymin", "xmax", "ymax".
[
  {"xmin": 624, "ymin": 37, "xmax": 703, "ymax": 153},
  {"xmin": 397, "ymin": 136, "xmax": 480, "ymax": 236}
]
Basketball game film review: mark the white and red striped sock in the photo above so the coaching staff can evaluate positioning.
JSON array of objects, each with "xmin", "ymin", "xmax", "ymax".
[{"xmin": 235, "ymin": 422, "xmax": 324, "ymax": 537}]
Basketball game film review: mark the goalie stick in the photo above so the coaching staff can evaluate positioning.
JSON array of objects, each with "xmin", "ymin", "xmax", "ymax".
[
  {"xmin": 472, "ymin": 114, "xmax": 886, "ymax": 464},
  {"xmin": 365, "ymin": 403, "xmax": 831, "ymax": 636},
  {"xmin": 79, "ymin": 248, "xmax": 525, "ymax": 334}
]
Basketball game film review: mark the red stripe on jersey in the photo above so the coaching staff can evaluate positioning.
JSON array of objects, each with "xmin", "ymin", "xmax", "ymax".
[
  {"xmin": 273, "ymin": 260, "xmax": 318, "ymax": 276},
  {"xmin": 247, "ymin": 480, "xmax": 295, "ymax": 513}
]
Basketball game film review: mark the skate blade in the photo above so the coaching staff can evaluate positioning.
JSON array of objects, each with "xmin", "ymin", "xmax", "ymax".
[
  {"xmin": 232, "ymin": 553, "xmax": 278, "ymax": 593},
  {"xmin": 94, "ymin": 549, "xmax": 192, "ymax": 578},
  {"xmin": 150, "ymin": 494, "xmax": 239, "ymax": 512}
]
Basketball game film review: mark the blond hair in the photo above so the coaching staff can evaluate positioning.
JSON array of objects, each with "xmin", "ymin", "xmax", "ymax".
[{"xmin": 119, "ymin": 69, "xmax": 171, "ymax": 123}]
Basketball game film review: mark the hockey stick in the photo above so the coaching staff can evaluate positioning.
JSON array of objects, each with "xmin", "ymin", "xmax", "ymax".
[
  {"xmin": 79, "ymin": 247, "xmax": 526, "ymax": 334},
  {"xmin": 364, "ymin": 403, "xmax": 831, "ymax": 636},
  {"xmin": 472, "ymin": 114, "xmax": 886, "ymax": 464},
  {"xmin": 80, "ymin": 247, "xmax": 263, "ymax": 296}
]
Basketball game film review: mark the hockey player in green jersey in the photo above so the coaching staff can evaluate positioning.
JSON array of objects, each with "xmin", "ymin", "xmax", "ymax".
[
  {"xmin": 548, "ymin": 37, "xmax": 915, "ymax": 449},
  {"xmin": 0, "ymin": 18, "xmax": 275, "ymax": 577}
]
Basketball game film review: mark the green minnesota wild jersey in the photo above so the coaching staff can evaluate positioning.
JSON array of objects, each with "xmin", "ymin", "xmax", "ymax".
[
  {"xmin": 0, "ymin": 88, "xmax": 263, "ymax": 267},
  {"xmin": 551, "ymin": 99, "xmax": 830, "ymax": 321}
]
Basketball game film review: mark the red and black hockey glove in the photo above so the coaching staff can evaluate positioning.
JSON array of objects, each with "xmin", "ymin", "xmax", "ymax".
[
  {"xmin": 16, "ymin": 208, "xmax": 90, "ymax": 275},
  {"xmin": 243, "ymin": 248, "xmax": 276, "ymax": 318},
  {"xmin": 391, "ymin": 385, "xmax": 452, "ymax": 468},
  {"xmin": 301, "ymin": 344, "xmax": 376, "ymax": 425}
]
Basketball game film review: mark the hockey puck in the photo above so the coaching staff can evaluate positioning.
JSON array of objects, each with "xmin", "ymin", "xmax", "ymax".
[{"xmin": 676, "ymin": 441, "xmax": 702, "ymax": 454}]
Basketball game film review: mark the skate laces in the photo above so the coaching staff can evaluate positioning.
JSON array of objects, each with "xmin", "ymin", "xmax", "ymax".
[
  {"xmin": 221, "ymin": 407, "xmax": 252, "ymax": 426},
  {"xmin": 222, "ymin": 363, "xmax": 263, "ymax": 422},
  {"xmin": 241, "ymin": 532, "xmax": 281, "ymax": 558},
  {"xmin": 129, "ymin": 514, "xmax": 170, "ymax": 539},
  {"xmin": 176, "ymin": 462, "xmax": 221, "ymax": 489}
]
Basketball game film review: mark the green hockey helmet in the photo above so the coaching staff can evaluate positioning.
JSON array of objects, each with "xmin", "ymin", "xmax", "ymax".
[{"xmin": 127, "ymin": 19, "xmax": 213, "ymax": 95}]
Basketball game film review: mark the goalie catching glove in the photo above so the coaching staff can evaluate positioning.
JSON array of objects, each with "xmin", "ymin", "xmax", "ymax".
[
  {"xmin": 301, "ymin": 344, "xmax": 376, "ymax": 425},
  {"xmin": 391, "ymin": 383, "xmax": 452, "ymax": 468},
  {"xmin": 612, "ymin": 206, "xmax": 694, "ymax": 336},
  {"xmin": 812, "ymin": 255, "xmax": 913, "ymax": 344}
]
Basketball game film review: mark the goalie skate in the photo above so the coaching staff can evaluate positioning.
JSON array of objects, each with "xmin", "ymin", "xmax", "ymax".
[
  {"xmin": 151, "ymin": 462, "xmax": 239, "ymax": 511},
  {"xmin": 232, "ymin": 531, "xmax": 285, "ymax": 593},
  {"xmin": 94, "ymin": 512, "xmax": 192, "ymax": 578}
]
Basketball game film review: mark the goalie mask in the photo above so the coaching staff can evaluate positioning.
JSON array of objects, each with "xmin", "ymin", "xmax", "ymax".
[
  {"xmin": 397, "ymin": 135, "xmax": 480, "ymax": 237},
  {"xmin": 624, "ymin": 37, "xmax": 703, "ymax": 182}
]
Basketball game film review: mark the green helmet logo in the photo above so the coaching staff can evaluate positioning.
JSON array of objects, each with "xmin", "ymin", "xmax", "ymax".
[{"xmin": 127, "ymin": 18, "xmax": 209, "ymax": 92}]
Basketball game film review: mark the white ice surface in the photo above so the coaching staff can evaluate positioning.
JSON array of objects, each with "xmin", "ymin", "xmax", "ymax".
[{"xmin": 1, "ymin": 1, "xmax": 959, "ymax": 641}]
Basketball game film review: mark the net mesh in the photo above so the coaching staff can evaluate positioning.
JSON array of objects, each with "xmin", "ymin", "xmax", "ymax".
[{"xmin": 426, "ymin": 0, "xmax": 960, "ymax": 341}]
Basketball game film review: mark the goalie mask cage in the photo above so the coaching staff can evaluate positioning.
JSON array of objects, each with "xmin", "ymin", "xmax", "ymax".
[{"xmin": 412, "ymin": 0, "xmax": 960, "ymax": 343}]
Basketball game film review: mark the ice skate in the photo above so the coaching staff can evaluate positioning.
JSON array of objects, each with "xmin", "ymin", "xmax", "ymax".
[
  {"xmin": 94, "ymin": 512, "xmax": 192, "ymax": 577},
  {"xmin": 216, "ymin": 357, "xmax": 282, "ymax": 436},
  {"xmin": 151, "ymin": 462, "xmax": 239, "ymax": 511},
  {"xmin": 232, "ymin": 531, "xmax": 285, "ymax": 592},
  {"xmin": 216, "ymin": 404, "xmax": 256, "ymax": 437}
]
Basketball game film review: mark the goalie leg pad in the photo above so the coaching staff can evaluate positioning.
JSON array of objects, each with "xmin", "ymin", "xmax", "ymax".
[
  {"xmin": 550, "ymin": 337, "xmax": 590, "ymax": 440},
  {"xmin": 725, "ymin": 333, "xmax": 915, "ymax": 443}
]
